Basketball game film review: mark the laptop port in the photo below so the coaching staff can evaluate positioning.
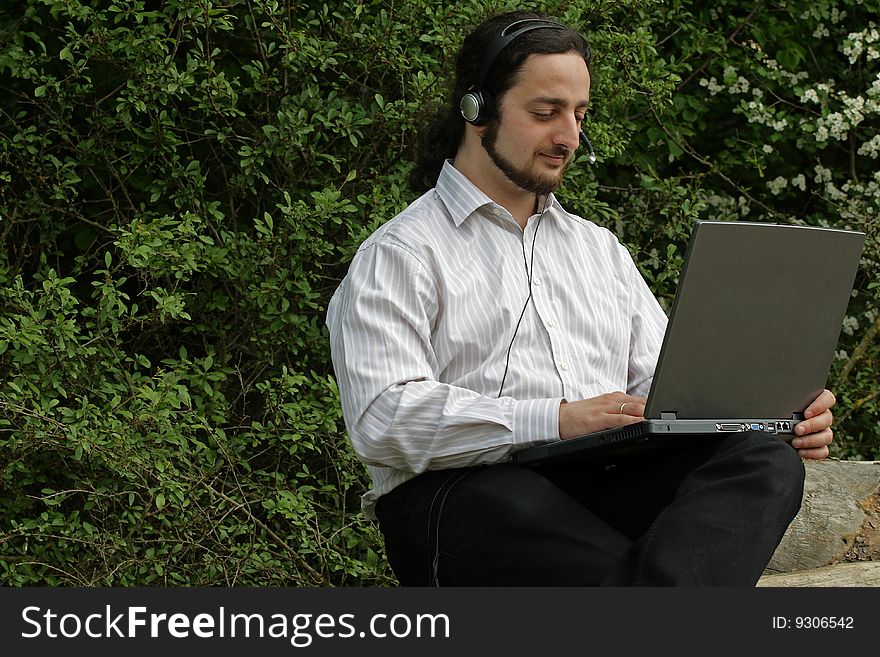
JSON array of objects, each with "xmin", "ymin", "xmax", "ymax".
[{"xmin": 715, "ymin": 423, "xmax": 747, "ymax": 432}]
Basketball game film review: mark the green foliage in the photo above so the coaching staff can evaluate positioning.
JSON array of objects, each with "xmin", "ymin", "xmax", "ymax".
[
  {"xmin": 1, "ymin": 0, "xmax": 877, "ymax": 586},
  {"xmin": 580, "ymin": 0, "xmax": 880, "ymax": 458},
  {"xmin": 0, "ymin": 0, "xmax": 405, "ymax": 586}
]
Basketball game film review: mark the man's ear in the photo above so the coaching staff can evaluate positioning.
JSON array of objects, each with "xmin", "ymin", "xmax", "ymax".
[
  {"xmin": 460, "ymin": 121, "xmax": 487, "ymax": 146},
  {"xmin": 473, "ymin": 123, "xmax": 489, "ymax": 138}
]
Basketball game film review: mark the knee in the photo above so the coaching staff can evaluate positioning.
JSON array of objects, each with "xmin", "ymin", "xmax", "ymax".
[
  {"xmin": 741, "ymin": 432, "xmax": 806, "ymax": 515},
  {"xmin": 755, "ymin": 432, "xmax": 805, "ymax": 479}
]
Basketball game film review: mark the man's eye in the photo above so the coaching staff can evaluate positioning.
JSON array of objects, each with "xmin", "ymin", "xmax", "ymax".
[{"xmin": 533, "ymin": 112, "xmax": 553, "ymax": 120}]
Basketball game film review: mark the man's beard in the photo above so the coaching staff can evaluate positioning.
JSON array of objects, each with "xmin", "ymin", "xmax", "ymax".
[{"xmin": 481, "ymin": 119, "xmax": 569, "ymax": 196}]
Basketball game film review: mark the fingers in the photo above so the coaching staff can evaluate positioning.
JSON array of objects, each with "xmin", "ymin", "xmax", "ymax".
[
  {"xmin": 796, "ymin": 443, "xmax": 831, "ymax": 460},
  {"xmin": 794, "ymin": 408, "xmax": 833, "ymax": 439},
  {"xmin": 798, "ymin": 446, "xmax": 830, "ymax": 460},
  {"xmin": 793, "ymin": 405, "xmax": 834, "ymax": 462},
  {"xmin": 804, "ymin": 389, "xmax": 836, "ymax": 418},
  {"xmin": 612, "ymin": 402, "xmax": 646, "ymax": 418},
  {"xmin": 604, "ymin": 412, "xmax": 646, "ymax": 427},
  {"xmin": 606, "ymin": 392, "xmax": 647, "ymax": 418},
  {"xmin": 792, "ymin": 425, "xmax": 833, "ymax": 448},
  {"xmin": 792, "ymin": 426, "xmax": 833, "ymax": 460},
  {"xmin": 794, "ymin": 387, "xmax": 835, "ymax": 448},
  {"xmin": 789, "ymin": 389, "xmax": 836, "ymax": 461}
]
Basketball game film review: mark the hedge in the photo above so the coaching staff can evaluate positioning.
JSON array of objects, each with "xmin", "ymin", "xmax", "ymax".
[{"xmin": 1, "ymin": 0, "xmax": 877, "ymax": 585}]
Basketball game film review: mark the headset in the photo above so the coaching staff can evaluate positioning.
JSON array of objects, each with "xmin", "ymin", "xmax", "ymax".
[{"xmin": 459, "ymin": 17, "xmax": 597, "ymax": 162}]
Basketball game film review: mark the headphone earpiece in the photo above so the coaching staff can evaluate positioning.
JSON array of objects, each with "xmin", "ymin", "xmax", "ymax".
[
  {"xmin": 460, "ymin": 18, "xmax": 568, "ymax": 128},
  {"xmin": 460, "ymin": 87, "xmax": 494, "ymax": 125}
]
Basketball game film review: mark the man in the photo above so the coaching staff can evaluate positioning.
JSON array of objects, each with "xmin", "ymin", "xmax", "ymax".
[{"xmin": 327, "ymin": 11, "xmax": 835, "ymax": 585}]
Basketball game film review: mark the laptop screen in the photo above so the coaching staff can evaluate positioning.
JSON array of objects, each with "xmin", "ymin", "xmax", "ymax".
[{"xmin": 644, "ymin": 221, "xmax": 864, "ymax": 420}]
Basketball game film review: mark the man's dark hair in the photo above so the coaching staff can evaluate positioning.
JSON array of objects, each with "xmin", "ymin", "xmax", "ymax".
[{"xmin": 408, "ymin": 11, "xmax": 592, "ymax": 193}]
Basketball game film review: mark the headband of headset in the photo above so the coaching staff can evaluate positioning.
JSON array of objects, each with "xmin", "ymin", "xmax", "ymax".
[
  {"xmin": 475, "ymin": 18, "xmax": 566, "ymax": 88},
  {"xmin": 460, "ymin": 18, "xmax": 567, "ymax": 125}
]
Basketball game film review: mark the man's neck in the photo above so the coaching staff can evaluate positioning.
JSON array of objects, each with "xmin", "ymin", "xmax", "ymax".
[{"xmin": 451, "ymin": 156, "xmax": 537, "ymax": 229}]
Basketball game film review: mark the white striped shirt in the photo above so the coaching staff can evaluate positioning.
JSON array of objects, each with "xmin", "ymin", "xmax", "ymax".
[{"xmin": 327, "ymin": 161, "xmax": 668, "ymax": 517}]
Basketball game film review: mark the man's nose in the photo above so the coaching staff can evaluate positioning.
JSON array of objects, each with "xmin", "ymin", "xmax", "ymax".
[{"xmin": 555, "ymin": 116, "xmax": 581, "ymax": 151}]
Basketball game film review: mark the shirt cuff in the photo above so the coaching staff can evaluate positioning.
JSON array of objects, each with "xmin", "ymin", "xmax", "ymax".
[{"xmin": 512, "ymin": 397, "xmax": 563, "ymax": 448}]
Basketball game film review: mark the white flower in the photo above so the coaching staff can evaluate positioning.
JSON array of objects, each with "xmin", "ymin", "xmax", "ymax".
[
  {"xmin": 841, "ymin": 315, "xmax": 859, "ymax": 336},
  {"xmin": 825, "ymin": 181, "xmax": 846, "ymax": 201},
  {"xmin": 729, "ymin": 76, "xmax": 750, "ymax": 94},
  {"xmin": 700, "ymin": 76, "xmax": 723, "ymax": 95},
  {"xmin": 791, "ymin": 174, "xmax": 806, "ymax": 191},
  {"xmin": 843, "ymin": 94, "xmax": 865, "ymax": 111},
  {"xmin": 816, "ymin": 111, "xmax": 852, "ymax": 142},
  {"xmin": 768, "ymin": 176, "xmax": 788, "ymax": 195},
  {"xmin": 800, "ymin": 88, "xmax": 820, "ymax": 104},
  {"xmin": 762, "ymin": 144, "xmax": 774, "ymax": 153},
  {"xmin": 858, "ymin": 134, "xmax": 880, "ymax": 158},
  {"xmin": 842, "ymin": 23, "xmax": 880, "ymax": 63}
]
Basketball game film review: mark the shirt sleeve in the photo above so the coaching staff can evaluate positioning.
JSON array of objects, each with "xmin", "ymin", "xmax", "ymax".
[
  {"xmin": 621, "ymin": 242, "xmax": 668, "ymax": 398},
  {"xmin": 327, "ymin": 238, "xmax": 562, "ymax": 474}
]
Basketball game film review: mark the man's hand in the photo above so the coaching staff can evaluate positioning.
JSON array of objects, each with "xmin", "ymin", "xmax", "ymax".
[
  {"xmin": 791, "ymin": 389, "xmax": 836, "ymax": 460},
  {"xmin": 558, "ymin": 392, "xmax": 646, "ymax": 441}
]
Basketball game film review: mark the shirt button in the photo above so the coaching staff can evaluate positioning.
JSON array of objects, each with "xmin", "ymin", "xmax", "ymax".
[
  {"xmin": 547, "ymin": 319, "xmax": 557, "ymax": 328},
  {"xmin": 560, "ymin": 362, "xmax": 569, "ymax": 371},
  {"xmin": 492, "ymin": 207, "xmax": 502, "ymax": 216},
  {"xmin": 533, "ymin": 277, "xmax": 542, "ymax": 286}
]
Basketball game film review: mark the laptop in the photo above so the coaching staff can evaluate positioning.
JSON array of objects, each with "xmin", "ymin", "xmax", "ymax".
[{"xmin": 512, "ymin": 220, "xmax": 865, "ymax": 467}]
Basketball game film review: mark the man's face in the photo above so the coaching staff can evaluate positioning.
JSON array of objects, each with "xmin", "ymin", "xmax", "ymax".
[{"xmin": 480, "ymin": 52, "xmax": 591, "ymax": 196}]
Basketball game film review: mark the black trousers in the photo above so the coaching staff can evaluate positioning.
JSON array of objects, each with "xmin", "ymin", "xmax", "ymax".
[{"xmin": 375, "ymin": 432, "xmax": 805, "ymax": 586}]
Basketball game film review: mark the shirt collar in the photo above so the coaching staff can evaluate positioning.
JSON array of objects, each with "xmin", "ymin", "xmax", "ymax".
[{"xmin": 435, "ymin": 160, "xmax": 562, "ymax": 227}]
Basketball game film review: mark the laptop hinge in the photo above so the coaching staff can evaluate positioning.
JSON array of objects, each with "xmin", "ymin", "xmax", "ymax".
[{"xmin": 660, "ymin": 411, "xmax": 678, "ymax": 420}]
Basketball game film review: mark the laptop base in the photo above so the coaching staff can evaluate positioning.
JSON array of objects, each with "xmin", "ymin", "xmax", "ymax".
[{"xmin": 512, "ymin": 419, "xmax": 796, "ymax": 468}]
